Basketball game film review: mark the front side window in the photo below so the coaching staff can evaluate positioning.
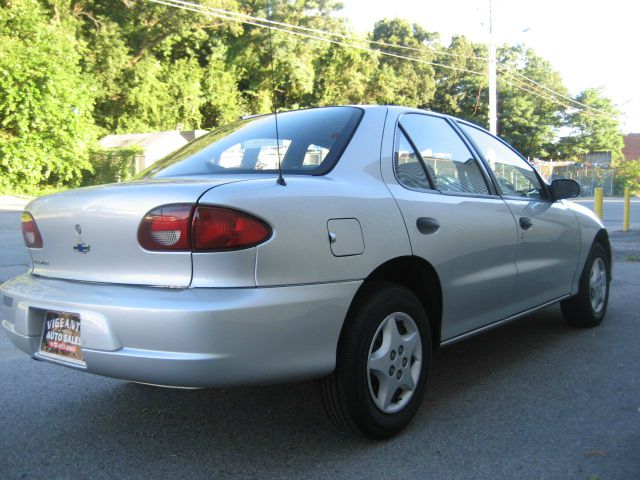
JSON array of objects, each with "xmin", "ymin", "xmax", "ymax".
[
  {"xmin": 399, "ymin": 115, "xmax": 489, "ymax": 195},
  {"xmin": 142, "ymin": 107, "xmax": 363, "ymax": 178},
  {"xmin": 460, "ymin": 124, "xmax": 545, "ymax": 199}
]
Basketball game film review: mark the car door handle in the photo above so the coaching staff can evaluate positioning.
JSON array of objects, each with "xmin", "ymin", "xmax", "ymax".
[
  {"xmin": 519, "ymin": 217, "xmax": 533, "ymax": 230},
  {"xmin": 416, "ymin": 217, "xmax": 440, "ymax": 235}
]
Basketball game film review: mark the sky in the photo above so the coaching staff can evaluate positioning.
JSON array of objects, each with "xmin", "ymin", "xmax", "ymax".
[{"xmin": 338, "ymin": 0, "xmax": 640, "ymax": 133}]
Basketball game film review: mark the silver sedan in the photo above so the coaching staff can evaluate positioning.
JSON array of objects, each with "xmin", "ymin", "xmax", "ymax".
[{"xmin": 1, "ymin": 106, "xmax": 610, "ymax": 439}]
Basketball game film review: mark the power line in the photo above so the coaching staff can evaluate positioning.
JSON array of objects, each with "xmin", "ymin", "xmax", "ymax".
[
  {"xmin": 499, "ymin": 66, "xmax": 615, "ymax": 117},
  {"xmin": 158, "ymin": 0, "xmax": 490, "ymax": 62},
  {"xmin": 147, "ymin": 0, "xmax": 617, "ymax": 120},
  {"xmin": 153, "ymin": 0, "xmax": 614, "ymax": 119},
  {"xmin": 501, "ymin": 73, "xmax": 613, "ymax": 119},
  {"xmin": 500, "ymin": 69, "xmax": 615, "ymax": 119},
  {"xmin": 158, "ymin": 0, "xmax": 616, "ymax": 119},
  {"xmin": 163, "ymin": 0, "xmax": 617, "ymax": 119},
  {"xmin": 147, "ymin": 0, "xmax": 487, "ymax": 76}
]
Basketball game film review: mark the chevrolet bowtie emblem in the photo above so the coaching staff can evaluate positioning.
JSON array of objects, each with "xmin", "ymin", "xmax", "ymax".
[{"xmin": 73, "ymin": 243, "xmax": 91, "ymax": 254}]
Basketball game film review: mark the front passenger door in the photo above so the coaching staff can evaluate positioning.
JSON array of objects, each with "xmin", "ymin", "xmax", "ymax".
[{"xmin": 459, "ymin": 123, "xmax": 581, "ymax": 313}]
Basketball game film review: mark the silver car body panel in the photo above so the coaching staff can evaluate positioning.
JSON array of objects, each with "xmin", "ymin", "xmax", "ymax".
[
  {"xmin": 380, "ymin": 108, "xmax": 516, "ymax": 338},
  {"xmin": 196, "ymin": 107, "xmax": 412, "ymax": 287},
  {"xmin": 439, "ymin": 292, "xmax": 572, "ymax": 347},
  {"xmin": 500, "ymin": 198, "xmax": 581, "ymax": 312},
  {"xmin": 1, "ymin": 274, "xmax": 360, "ymax": 387},
  {"xmin": 1, "ymin": 105, "xmax": 608, "ymax": 387},
  {"xmin": 386, "ymin": 188, "xmax": 521, "ymax": 340},
  {"xmin": 564, "ymin": 199, "xmax": 609, "ymax": 288},
  {"xmin": 24, "ymin": 177, "xmax": 259, "ymax": 287},
  {"xmin": 198, "ymin": 177, "xmax": 412, "ymax": 286}
]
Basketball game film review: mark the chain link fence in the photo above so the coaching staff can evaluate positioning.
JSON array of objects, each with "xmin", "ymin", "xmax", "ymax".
[{"xmin": 532, "ymin": 160, "xmax": 614, "ymax": 196}]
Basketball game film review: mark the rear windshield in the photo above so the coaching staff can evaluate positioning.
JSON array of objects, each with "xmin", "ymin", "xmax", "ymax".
[{"xmin": 143, "ymin": 107, "xmax": 363, "ymax": 178}]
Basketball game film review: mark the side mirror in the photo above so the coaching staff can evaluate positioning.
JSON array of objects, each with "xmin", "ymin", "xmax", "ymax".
[{"xmin": 550, "ymin": 178, "xmax": 581, "ymax": 200}]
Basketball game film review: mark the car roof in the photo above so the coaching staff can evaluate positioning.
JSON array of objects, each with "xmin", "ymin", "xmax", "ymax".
[
  {"xmin": 350, "ymin": 105, "xmax": 482, "ymax": 128},
  {"xmin": 243, "ymin": 105, "xmax": 485, "ymax": 132}
]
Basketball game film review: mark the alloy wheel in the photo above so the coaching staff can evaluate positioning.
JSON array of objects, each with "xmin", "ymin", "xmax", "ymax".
[{"xmin": 367, "ymin": 312, "xmax": 422, "ymax": 414}]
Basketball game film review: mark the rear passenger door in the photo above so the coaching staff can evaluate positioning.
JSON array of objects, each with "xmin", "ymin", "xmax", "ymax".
[
  {"xmin": 382, "ymin": 113, "xmax": 520, "ymax": 341},
  {"xmin": 458, "ymin": 123, "xmax": 581, "ymax": 312}
]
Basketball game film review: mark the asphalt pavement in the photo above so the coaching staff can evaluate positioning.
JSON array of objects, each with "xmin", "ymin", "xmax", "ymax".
[{"xmin": 1, "ymin": 210, "xmax": 639, "ymax": 479}]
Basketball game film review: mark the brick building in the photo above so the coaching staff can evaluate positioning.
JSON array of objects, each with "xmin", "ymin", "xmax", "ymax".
[{"xmin": 622, "ymin": 133, "xmax": 640, "ymax": 161}]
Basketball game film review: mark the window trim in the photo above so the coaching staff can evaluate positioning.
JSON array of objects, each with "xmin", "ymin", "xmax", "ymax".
[
  {"xmin": 393, "ymin": 113, "xmax": 498, "ymax": 198},
  {"xmin": 445, "ymin": 118, "xmax": 500, "ymax": 197},
  {"xmin": 394, "ymin": 124, "xmax": 437, "ymax": 191},
  {"xmin": 455, "ymin": 120, "xmax": 553, "ymax": 202},
  {"xmin": 391, "ymin": 119, "xmax": 440, "ymax": 194}
]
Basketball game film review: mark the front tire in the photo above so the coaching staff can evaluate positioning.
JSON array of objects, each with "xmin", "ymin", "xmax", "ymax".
[
  {"xmin": 321, "ymin": 282, "xmax": 432, "ymax": 439},
  {"xmin": 561, "ymin": 242, "xmax": 610, "ymax": 327}
]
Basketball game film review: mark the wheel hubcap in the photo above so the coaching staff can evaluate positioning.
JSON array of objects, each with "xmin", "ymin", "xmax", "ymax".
[
  {"xmin": 367, "ymin": 312, "xmax": 422, "ymax": 414},
  {"xmin": 589, "ymin": 257, "xmax": 607, "ymax": 314}
]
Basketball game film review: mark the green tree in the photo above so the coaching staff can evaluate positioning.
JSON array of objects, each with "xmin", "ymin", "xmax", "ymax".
[
  {"xmin": 369, "ymin": 18, "xmax": 437, "ymax": 107},
  {"xmin": 558, "ymin": 88, "xmax": 623, "ymax": 160},
  {"xmin": 613, "ymin": 159, "xmax": 640, "ymax": 195},
  {"xmin": 0, "ymin": 0, "xmax": 628, "ymax": 192},
  {"xmin": 0, "ymin": 0, "xmax": 97, "ymax": 189},
  {"xmin": 312, "ymin": 43, "xmax": 379, "ymax": 105},
  {"xmin": 226, "ymin": 0, "xmax": 345, "ymax": 113},
  {"xmin": 75, "ymin": 0, "xmax": 241, "ymax": 132},
  {"xmin": 497, "ymin": 45, "xmax": 567, "ymax": 159},
  {"xmin": 430, "ymin": 35, "xmax": 488, "ymax": 126},
  {"xmin": 201, "ymin": 45, "xmax": 244, "ymax": 128}
]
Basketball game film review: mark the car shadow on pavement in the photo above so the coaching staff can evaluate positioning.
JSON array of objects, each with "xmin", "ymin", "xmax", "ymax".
[{"xmin": 64, "ymin": 306, "xmax": 580, "ymax": 461}]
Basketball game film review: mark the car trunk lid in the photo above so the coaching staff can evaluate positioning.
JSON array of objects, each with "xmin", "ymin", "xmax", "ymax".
[{"xmin": 25, "ymin": 178, "xmax": 250, "ymax": 287}]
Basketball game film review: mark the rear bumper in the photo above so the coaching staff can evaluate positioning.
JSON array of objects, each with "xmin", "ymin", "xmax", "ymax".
[{"xmin": 1, "ymin": 274, "xmax": 360, "ymax": 387}]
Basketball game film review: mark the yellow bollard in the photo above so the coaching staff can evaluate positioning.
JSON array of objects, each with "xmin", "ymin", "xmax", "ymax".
[
  {"xmin": 623, "ymin": 187, "xmax": 630, "ymax": 232},
  {"xmin": 594, "ymin": 187, "xmax": 604, "ymax": 220}
]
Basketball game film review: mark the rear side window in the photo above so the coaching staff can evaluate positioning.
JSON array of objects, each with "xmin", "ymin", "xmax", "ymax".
[
  {"xmin": 398, "ymin": 115, "xmax": 489, "ymax": 195},
  {"xmin": 394, "ymin": 129, "xmax": 432, "ymax": 190},
  {"xmin": 143, "ymin": 107, "xmax": 363, "ymax": 178}
]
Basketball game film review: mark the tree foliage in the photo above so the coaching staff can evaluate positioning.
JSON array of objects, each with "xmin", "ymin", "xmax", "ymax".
[
  {"xmin": 613, "ymin": 159, "xmax": 640, "ymax": 195},
  {"xmin": 0, "ymin": 0, "xmax": 96, "ymax": 189},
  {"xmin": 558, "ymin": 88, "xmax": 624, "ymax": 160},
  {"xmin": 497, "ymin": 45, "xmax": 568, "ymax": 159},
  {"xmin": 369, "ymin": 19, "xmax": 437, "ymax": 107},
  {"xmin": 0, "ymin": 0, "xmax": 626, "ymax": 191},
  {"xmin": 430, "ymin": 36, "xmax": 488, "ymax": 127},
  {"xmin": 86, "ymin": 145, "xmax": 141, "ymax": 185}
]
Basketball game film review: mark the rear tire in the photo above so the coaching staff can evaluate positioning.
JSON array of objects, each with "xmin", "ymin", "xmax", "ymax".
[
  {"xmin": 320, "ymin": 282, "xmax": 432, "ymax": 439},
  {"xmin": 561, "ymin": 242, "xmax": 610, "ymax": 328}
]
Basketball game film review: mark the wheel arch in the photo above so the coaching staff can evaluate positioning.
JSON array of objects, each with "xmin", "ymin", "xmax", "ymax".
[
  {"xmin": 593, "ymin": 228, "xmax": 612, "ymax": 277},
  {"xmin": 342, "ymin": 256, "xmax": 443, "ymax": 348}
]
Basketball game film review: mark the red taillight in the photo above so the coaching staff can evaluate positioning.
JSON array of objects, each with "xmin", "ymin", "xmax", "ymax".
[
  {"xmin": 192, "ymin": 206, "xmax": 271, "ymax": 251},
  {"xmin": 138, "ymin": 204, "xmax": 192, "ymax": 251},
  {"xmin": 21, "ymin": 212, "xmax": 43, "ymax": 248},
  {"xmin": 138, "ymin": 204, "xmax": 271, "ymax": 252}
]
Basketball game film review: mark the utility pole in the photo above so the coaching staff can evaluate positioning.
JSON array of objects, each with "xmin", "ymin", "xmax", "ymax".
[{"xmin": 488, "ymin": 0, "xmax": 497, "ymax": 135}]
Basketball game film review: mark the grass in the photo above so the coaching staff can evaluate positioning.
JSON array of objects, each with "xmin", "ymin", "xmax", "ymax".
[{"xmin": 624, "ymin": 256, "xmax": 640, "ymax": 262}]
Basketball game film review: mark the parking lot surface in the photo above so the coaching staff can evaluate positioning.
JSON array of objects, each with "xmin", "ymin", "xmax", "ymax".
[{"xmin": 1, "ymin": 211, "xmax": 639, "ymax": 480}]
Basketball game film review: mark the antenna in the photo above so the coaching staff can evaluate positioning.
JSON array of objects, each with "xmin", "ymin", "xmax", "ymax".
[{"xmin": 266, "ymin": 0, "xmax": 286, "ymax": 186}]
